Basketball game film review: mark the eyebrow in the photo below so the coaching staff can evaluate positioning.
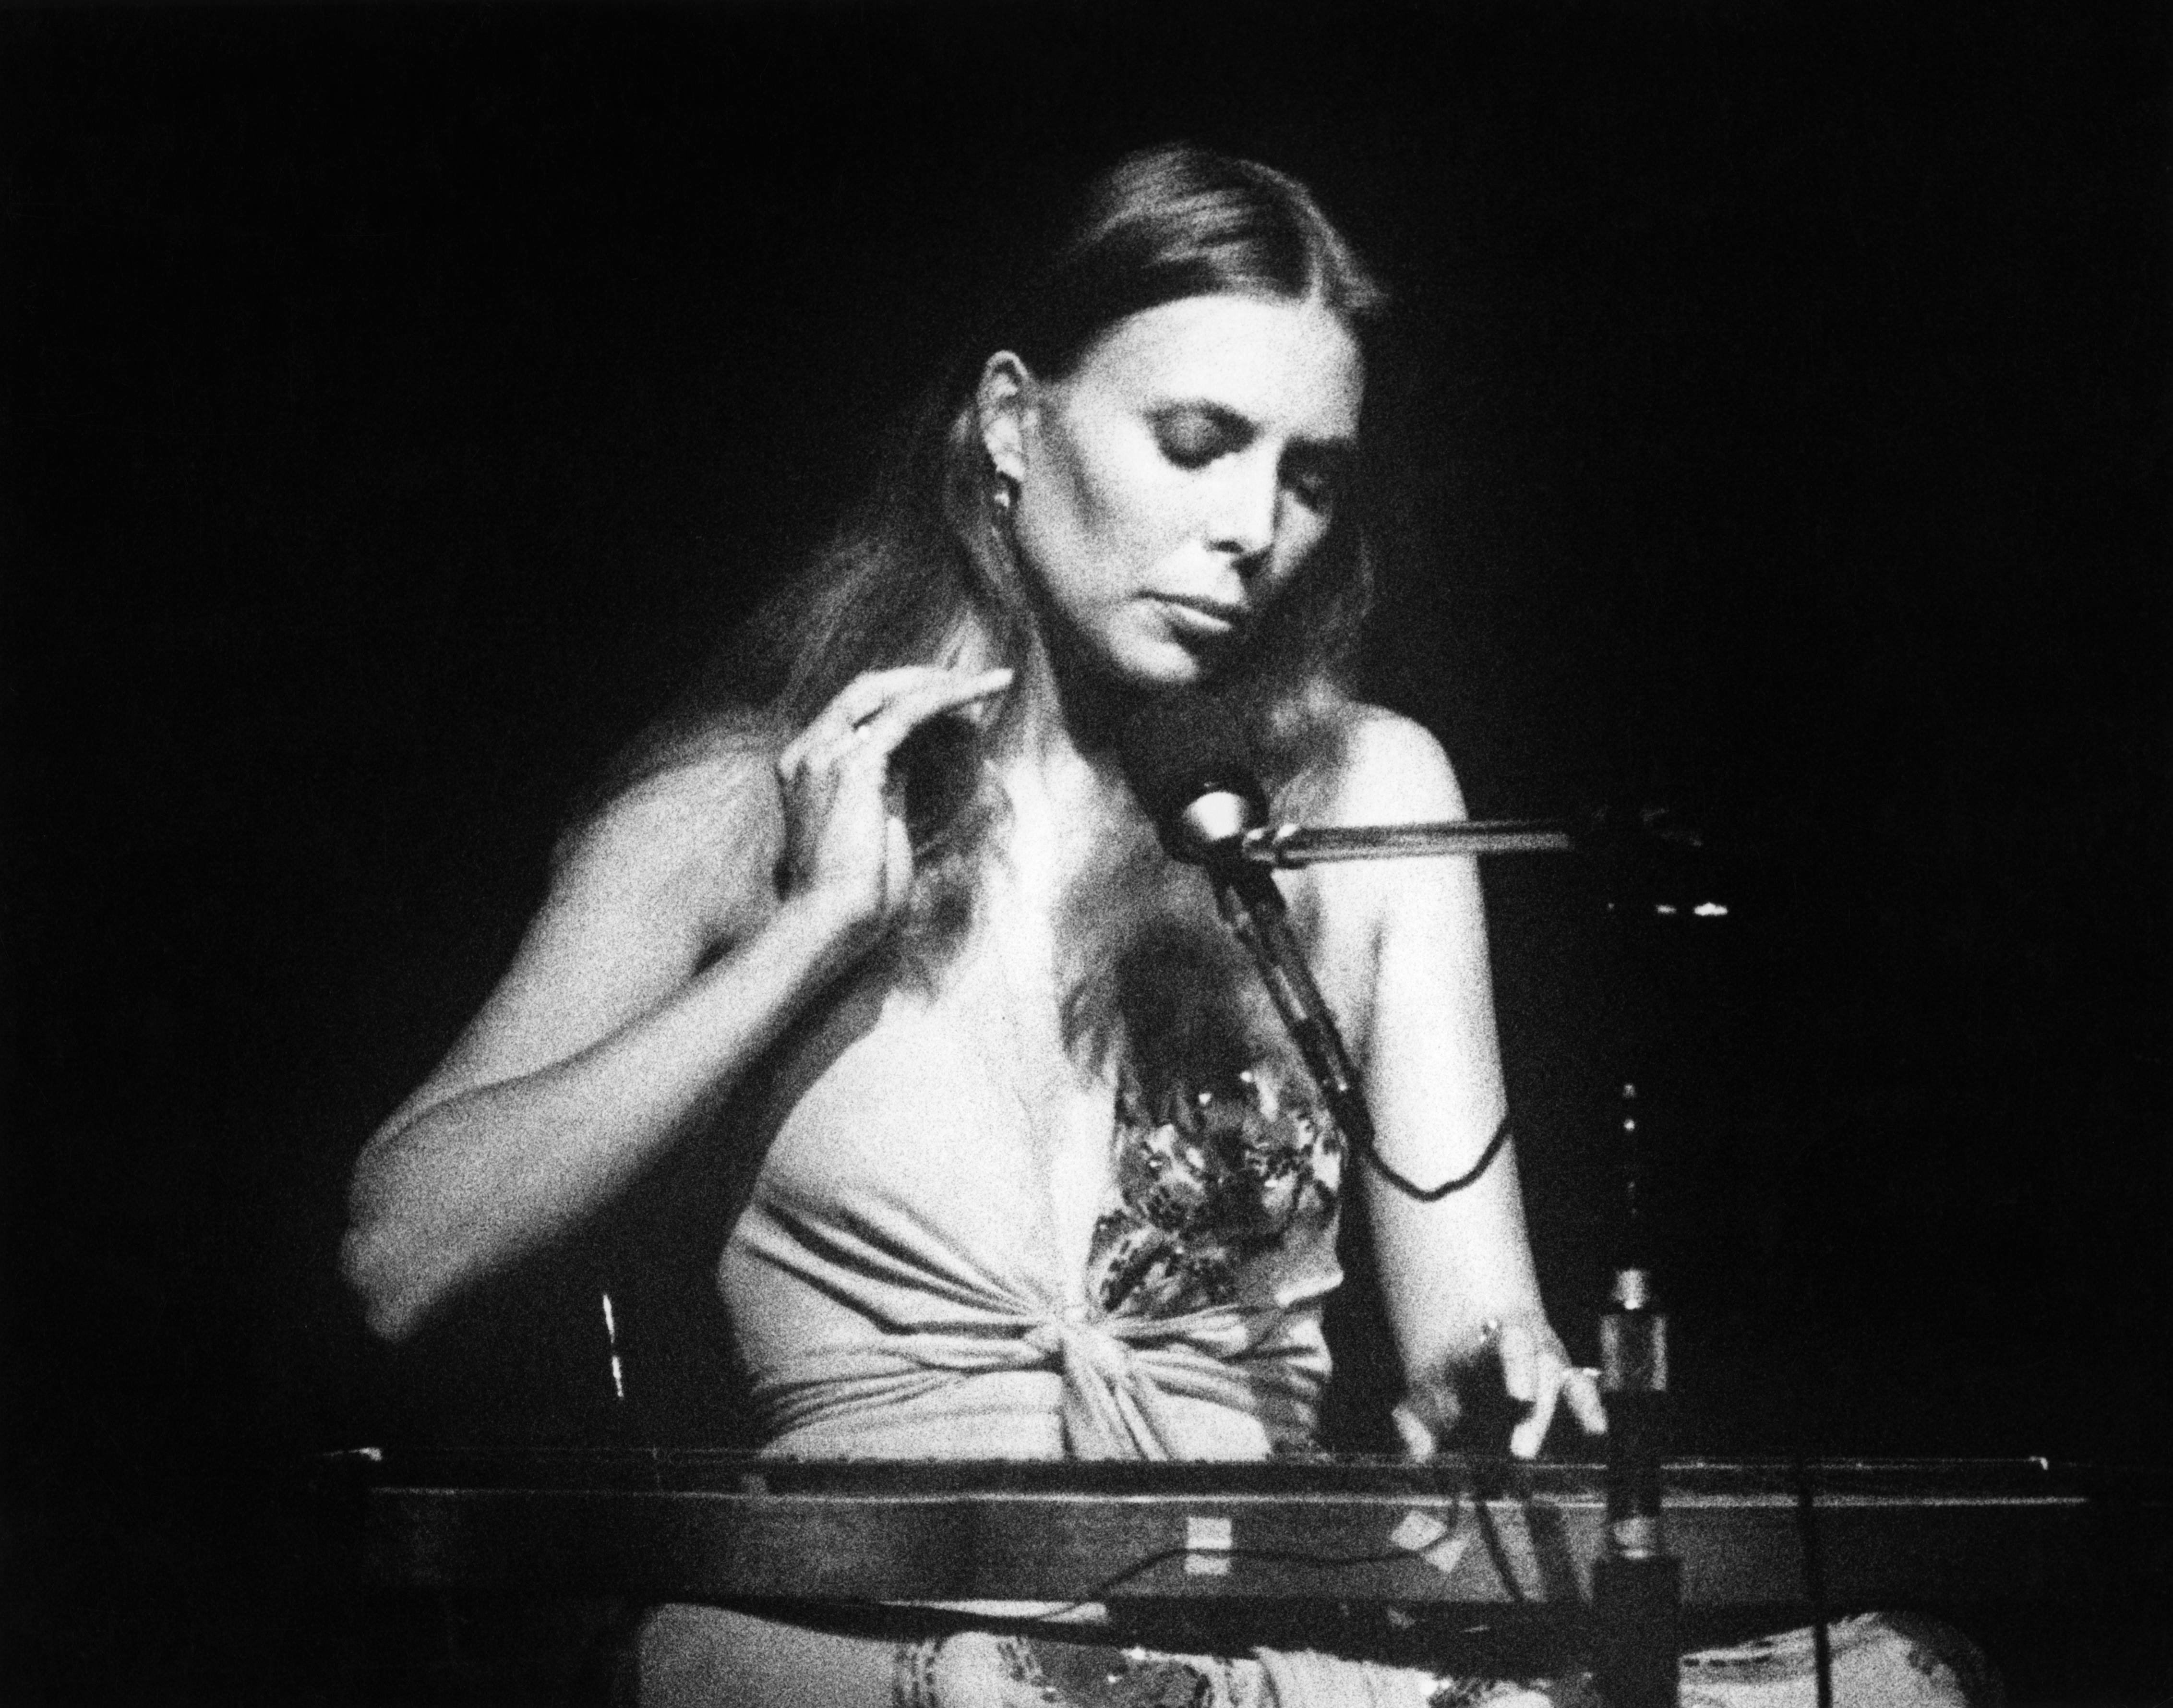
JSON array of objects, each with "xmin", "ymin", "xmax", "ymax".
[{"xmin": 1152, "ymin": 400, "xmax": 1358, "ymax": 454}]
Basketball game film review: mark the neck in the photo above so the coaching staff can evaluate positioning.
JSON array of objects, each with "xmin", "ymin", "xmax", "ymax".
[
  {"xmin": 954, "ymin": 625, "xmax": 1156, "ymax": 850},
  {"xmin": 1028, "ymin": 643, "xmax": 1132, "ymax": 762},
  {"xmin": 946, "ymin": 604, "xmax": 1108, "ymax": 766}
]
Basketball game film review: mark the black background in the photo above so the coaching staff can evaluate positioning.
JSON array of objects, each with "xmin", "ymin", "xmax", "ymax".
[{"xmin": 4, "ymin": 2, "xmax": 2167, "ymax": 1696}]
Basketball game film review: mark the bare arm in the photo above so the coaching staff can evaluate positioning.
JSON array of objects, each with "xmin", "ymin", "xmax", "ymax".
[
  {"xmin": 341, "ymin": 666, "xmax": 1012, "ymax": 1342},
  {"xmin": 1322, "ymin": 712, "xmax": 1606, "ymax": 1458}
]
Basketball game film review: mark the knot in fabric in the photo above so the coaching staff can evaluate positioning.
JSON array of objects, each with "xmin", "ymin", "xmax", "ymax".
[
  {"xmin": 1024, "ymin": 1311, "xmax": 1175, "ymax": 1458},
  {"xmin": 1026, "ymin": 1316, "xmax": 1139, "ymax": 1388},
  {"xmin": 747, "ymin": 1299, "xmax": 1328, "ymax": 1461}
]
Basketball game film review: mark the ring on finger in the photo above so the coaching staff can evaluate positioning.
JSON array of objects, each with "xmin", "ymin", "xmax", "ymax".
[{"xmin": 1566, "ymin": 1366, "xmax": 1601, "ymax": 1384}]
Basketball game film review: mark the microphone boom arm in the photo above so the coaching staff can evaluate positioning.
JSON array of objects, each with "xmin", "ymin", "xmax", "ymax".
[{"xmin": 1239, "ymin": 819, "xmax": 1576, "ymax": 866}]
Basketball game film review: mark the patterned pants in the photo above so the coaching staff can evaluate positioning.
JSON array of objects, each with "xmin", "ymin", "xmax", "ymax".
[
  {"xmin": 892, "ymin": 1616, "xmax": 1999, "ymax": 1708},
  {"xmin": 894, "ymin": 1629, "xmax": 1581, "ymax": 1708}
]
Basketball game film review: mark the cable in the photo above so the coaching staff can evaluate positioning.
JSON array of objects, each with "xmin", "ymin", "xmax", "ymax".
[{"xmin": 1357, "ymin": 1113, "xmax": 1515, "ymax": 1202}]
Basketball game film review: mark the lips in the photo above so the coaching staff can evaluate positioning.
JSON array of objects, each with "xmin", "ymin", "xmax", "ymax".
[{"xmin": 1152, "ymin": 594, "xmax": 1249, "ymax": 637}]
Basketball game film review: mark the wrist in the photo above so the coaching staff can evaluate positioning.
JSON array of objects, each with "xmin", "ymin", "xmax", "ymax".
[
  {"xmin": 1437, "ymin": 1301, "xmax": 1551, "ymax": 1364},
  {"xmin": 767, "ymin": 887, "xmax": 887, "ymax": 979}
]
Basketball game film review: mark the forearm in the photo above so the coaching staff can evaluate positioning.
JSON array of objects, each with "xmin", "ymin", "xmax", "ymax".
[
  {"xmin": 342, "ymin": 897, "xmax": 862, "ymax": 1340},
  {"xmin": 1365, "ymin": 1142, "xmax": 1551, "ymax": 1383}
]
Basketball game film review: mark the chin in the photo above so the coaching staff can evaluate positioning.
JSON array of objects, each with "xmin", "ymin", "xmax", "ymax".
[
  {"xmin": 1107, "ymin": 648, "xmax": 1217, "ymax": 695},
  {"xmin": 1111, "ymin": 624, "xmax": 1241, "ymax": 688},
  {"xmin": 1059, "ymin": 619, "xmax": 1226, "ymax": 697}
]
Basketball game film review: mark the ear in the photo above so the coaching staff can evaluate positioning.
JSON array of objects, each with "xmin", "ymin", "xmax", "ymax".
[{"xmin": 975, "ymin": 351, "xmax": 1036, "ymax": 483}]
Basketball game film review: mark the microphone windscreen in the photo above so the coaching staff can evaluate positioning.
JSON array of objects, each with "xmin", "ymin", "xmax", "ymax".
[{"xmin": 1117, "ymin": 693, "xmax": 1267, "ymax": 830}]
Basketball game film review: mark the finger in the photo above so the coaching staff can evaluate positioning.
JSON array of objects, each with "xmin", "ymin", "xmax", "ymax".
[
  {"xmin": 825, "ymin": 666, "xmax": 970, "ymax": 730},
  {"xmin": 782, "ymin": 712, "xmax": 884, "ymax": 776},
  {"xmin": 1509, "ymin": 1375, "xmax": 1561, "ymax": 1461},
  {"xmin": 782, "ymin": 734, "xmax": 867, "ymax": 785},
  {"xmin": 1496, "ymin": 1320, "xmax": 1538, "ymax": 1404},
  {"xmin": 828, "ymin": 666, "xmax": 1012, "ymax": 739},
  {"xmin": 1390, "ymin": 1401, "xmax": 1438, "ymax": 1462},
  {"xmin": 1394, "ymin": 1376, "xmax": 1461, "ymax": 1449},
  {"xmin": 1564, "ymin": 1369, "xmax": 1609, "ymax": 1436},
  {"xmin": 869, "ymin": 665, "xmax": 1015, "ymax": 724},
  {"xmin": 852, "ymin": 668, "xmax": 1015, "ymax": 756},
  {"xmin": 884, "ymin": 812, "xmax": 912, "ymax": 911},
  {"xmin": 883, "ymin": 765, "xmax": 911, "ymax": 843}
]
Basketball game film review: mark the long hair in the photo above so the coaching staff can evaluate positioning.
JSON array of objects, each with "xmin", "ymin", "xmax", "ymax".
[{"xmin": 584, "ymin": 145, "xmax": 1388, "ymax": 966}]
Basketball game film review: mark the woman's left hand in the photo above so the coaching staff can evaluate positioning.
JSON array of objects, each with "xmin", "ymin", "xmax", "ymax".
[{"xmin": 1390, "ymin": 1311, "xmax": 1609, "ymax": 1461}]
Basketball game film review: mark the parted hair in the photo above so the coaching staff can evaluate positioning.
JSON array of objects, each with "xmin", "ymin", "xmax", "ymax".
[{"xmin": 579, "ymin": 145, "xmax": 1388, "ymax": 970}]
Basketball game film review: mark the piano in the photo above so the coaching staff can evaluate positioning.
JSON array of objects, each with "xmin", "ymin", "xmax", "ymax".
[{"xmin": 339, "ymin": 1451, "xmax": 2168, "ymax": 1609}]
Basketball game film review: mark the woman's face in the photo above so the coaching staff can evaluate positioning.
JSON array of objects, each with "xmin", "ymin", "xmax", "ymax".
[{"xmin": 991, "ymin": 294, "xmax": 1364, "ymax": 691}]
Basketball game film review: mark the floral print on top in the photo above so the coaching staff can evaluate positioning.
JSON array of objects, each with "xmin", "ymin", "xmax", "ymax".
[{"xmin": 1085, "ymin": 1060, "xmax": 1344, "ymax": 1319}]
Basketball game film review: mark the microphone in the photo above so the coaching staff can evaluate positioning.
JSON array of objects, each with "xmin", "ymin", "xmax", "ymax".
[
  {"xmin": 1117, "ymin": 693, "xmax": 1272, "ymax": 866},
  {"xmin": 1118, "ymin": 697, "xmax": 1378, "ymax": 1156}
]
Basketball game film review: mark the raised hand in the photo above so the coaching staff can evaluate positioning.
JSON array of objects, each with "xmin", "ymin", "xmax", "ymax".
[{"xmin": 773, "ymin": 665, "xmax": 1014, "ymax": 946}]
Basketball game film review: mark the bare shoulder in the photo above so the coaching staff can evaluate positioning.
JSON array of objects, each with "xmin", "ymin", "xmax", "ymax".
[
  {"xmin": 1284, "ymin": 706, "xmax": 1485, "ymax": 1053},
  {"xmin": 1309, "ymin": 703, "xmax": 1469, "ymax": 825},
  {"xmin": 377, "ymin": 739, "xmax": 787, "ymax": 1131}
]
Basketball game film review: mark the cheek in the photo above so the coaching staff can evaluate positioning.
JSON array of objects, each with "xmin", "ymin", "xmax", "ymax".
[
  {"xmin": 1264, "ymin": 508, "xmax": 1335, "ymax": 587},
  {"xmin": 1037, "ymin": 418, "xmax": 1194, "ymax": 563}
]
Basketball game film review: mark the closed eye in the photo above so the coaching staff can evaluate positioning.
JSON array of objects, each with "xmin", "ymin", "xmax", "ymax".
[
  {"xmin": 1152, "ymin": 404, "xmax": 1253, "ymax": 469},
  {"xmin": 1282, "ymin": 444, "xmax": 1352, "ymax": 514}
]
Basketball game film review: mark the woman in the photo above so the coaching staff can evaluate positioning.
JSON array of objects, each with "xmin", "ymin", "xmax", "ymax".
[{"xmin": 342, "ymin": 148, "xmax": 1984, "ymax": 1708}]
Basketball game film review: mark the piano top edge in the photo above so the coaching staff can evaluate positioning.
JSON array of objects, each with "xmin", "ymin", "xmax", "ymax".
[{"xmin": 319, "ymin": 1449, "xmax": 2171, "ymax": 1502}]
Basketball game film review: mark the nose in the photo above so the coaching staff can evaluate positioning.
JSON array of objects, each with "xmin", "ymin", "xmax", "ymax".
[{"xmin": 1205, "ymin": 449, "xmax": 1281, "ymax": 570}]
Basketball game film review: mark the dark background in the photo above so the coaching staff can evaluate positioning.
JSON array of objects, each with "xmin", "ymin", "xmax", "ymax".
[{"xmin": 4, "ymin": 1, "xmax": 2166, "ymax": 1697}]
